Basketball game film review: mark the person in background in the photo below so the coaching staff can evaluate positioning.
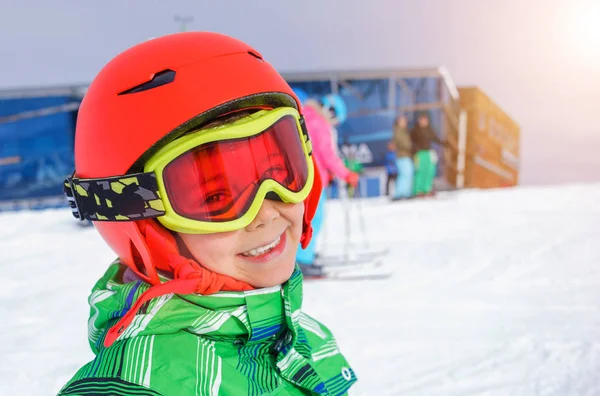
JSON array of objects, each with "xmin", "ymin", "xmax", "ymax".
[
  {"xmin": 343, "ymin": 149, "xmax": 364, "ymax": 198},
  {"xmin": 410, "ymin": 112, "xmax": 445, "ymax": 197},
  {"xmin": 294, "ymin": 92, "xmax": 359, "ymax": 277},
  {"xmin": 392, "ymin": 114, "xmax": 414, "ymax": 200},
  {"xmin": 384, "ymin": 141, "xmax": 398, "ymax": 197}
]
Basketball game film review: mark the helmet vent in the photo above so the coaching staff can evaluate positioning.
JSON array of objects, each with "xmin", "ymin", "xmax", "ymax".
[
  {"xmin": 247, "ymin": 51, "xmax": 263, "ymax": 61},
  {"xmin": 118, "ymin": 69, "xmax": 176, "ymax": 95}
]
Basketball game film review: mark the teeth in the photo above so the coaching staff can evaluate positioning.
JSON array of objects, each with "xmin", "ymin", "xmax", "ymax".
[{"xmin": 242, "ymin": 235, "xmax": 281, "ymax": 257}]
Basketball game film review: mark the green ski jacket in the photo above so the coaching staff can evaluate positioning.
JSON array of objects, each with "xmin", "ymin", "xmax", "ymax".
[{"xmin": 58, "ymin": 262, "xmax": 357, "ymax": 395}]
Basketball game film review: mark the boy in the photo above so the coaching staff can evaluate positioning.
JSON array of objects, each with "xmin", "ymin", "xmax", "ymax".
[{"xmin": 58, "ymin": 32, "xmax": 356, "ymax": 396}]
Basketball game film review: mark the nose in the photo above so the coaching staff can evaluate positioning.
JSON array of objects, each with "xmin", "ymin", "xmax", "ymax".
[{"xmin": 245, "ymin": 199, "xmax": 280, "ymax": 231}]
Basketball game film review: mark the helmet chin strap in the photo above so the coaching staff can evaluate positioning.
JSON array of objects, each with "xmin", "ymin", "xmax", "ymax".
[{"xmin": 104, "ymin": 219, "xmax": 254, "ymax": 348}]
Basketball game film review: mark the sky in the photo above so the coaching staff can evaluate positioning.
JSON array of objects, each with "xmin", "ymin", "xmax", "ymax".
[{"xmin": 1, "ymin": 0, "xmax": 599, "ymax": 185}]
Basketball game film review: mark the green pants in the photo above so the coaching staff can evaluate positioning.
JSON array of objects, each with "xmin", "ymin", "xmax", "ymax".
[{"xmin": 413, "ymin": 150, "xmax": 436, "ymax": 195}]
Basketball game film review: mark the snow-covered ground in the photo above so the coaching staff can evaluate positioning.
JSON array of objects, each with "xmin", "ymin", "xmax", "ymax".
[{"xmin": 2, "ymin": 183, "xmax": 600, "ymax": 395}]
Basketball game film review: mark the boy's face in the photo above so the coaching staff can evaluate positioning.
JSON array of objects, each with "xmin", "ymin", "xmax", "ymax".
[{"xmin": 178, "ymin": 199, "xmax": 304, "ymax": 288}]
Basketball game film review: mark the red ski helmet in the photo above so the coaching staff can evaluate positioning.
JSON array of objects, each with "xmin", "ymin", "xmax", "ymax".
[{"xmin": 74, "ymin": 32, "xmax": 322, "ymax": 285}]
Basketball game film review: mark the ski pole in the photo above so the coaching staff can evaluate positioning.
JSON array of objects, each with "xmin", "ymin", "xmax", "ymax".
[
  {"xmin": 319, "ymin": 180, "xmax": 333, "ymax": 256},
  {"xmin": 347, "ymin": 176, "xmax": 370, "ymax": 250},
  {"xmin": 341, "ymin": 180, "xmax": 353, "ymax": 264},
  {"xmin": 354, "ymin": 182, "xmax": 370, "ymax": 249}
]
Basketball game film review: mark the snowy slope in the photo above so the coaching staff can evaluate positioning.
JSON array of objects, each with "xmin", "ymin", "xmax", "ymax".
[{"xmin": 1, "ymin": 184, "xmax": 600, "ymax": 396}]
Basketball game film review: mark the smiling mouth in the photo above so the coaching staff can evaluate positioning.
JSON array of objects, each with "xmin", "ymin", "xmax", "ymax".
[{"xmin": 241, "ymin": 234, "xmax": 282, "ymax": 257}]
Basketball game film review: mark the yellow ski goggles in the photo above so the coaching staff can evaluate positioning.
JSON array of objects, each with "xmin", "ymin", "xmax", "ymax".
[{"xmin": 64, "ymin": 107, "xmax": 314, "ymax": 234}]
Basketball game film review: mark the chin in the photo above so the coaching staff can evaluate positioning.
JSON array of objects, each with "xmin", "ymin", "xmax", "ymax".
[{"xmin": 251, "ymin": 259, "xmax": 296, "ymax": 288}]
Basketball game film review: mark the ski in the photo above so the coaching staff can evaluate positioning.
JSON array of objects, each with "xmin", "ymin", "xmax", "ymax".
[
  {"xmin": 324, "ymin": 266, "xmax": 393, "ymax": 280},
  {"xmin": 315, "ymin": 247, "xmax": 390, "ymax": 267},
  {"xmin": 304, "ymin": 259, "xmax": 393, "ymax": 281},
  {"xmin": 306, "ymin": 268, "xmax": 393, "ymax": 281}
]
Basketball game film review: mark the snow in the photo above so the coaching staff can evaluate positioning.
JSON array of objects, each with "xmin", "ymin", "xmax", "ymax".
[{"xmin": 1, "ymin": 183, "xmax": 600, "ymax": 395}]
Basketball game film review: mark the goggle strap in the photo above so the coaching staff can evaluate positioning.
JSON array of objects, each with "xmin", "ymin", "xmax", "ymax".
[
  {"xmin": 62, "ymin": 172, "xmax": 166, "ymax": 222},
  {"xmin": 63, "ymin": 175, "xmax": 83, "ymax": 220},
  {"xmin": 299, "ymin": 115, "xmax": 312, "ymax": 156}
]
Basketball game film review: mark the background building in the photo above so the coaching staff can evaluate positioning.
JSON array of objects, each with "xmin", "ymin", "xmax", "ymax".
[{"xmin": 0, "ymin": 69, "xmax": 520, "ymax": 210}]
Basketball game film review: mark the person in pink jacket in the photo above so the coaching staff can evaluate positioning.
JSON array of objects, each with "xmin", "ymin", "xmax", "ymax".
[{"xmin": 295, "ymin": 93, "xmax": 359, "ymax": 276}]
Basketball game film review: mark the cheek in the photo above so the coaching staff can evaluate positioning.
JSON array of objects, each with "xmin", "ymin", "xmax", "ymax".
[
  {"xmin": 178, "ymin": 232, "xmax": 240, "ymax": 264},
  {"xmin": 287, "ymin": 203, "xmax": 305, "ymax": 236},
  {"xmin": 296, "ymin": 203, "xmax": 305, "ymax": 223}
]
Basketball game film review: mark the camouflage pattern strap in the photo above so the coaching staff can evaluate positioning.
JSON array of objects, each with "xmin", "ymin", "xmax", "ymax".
[{"xmin": 63, "ymin": 172, "xmax": 166, "ymax": 222}]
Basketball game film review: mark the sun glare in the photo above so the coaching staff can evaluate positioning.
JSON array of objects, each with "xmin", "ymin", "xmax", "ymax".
[{"xmin": 573, "ymin": 3, "xmax": 600, "ymax": 54}]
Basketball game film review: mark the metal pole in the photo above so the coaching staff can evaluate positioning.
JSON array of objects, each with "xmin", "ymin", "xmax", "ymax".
[
  {"xmin": 174, "ymin": 15, "xmax": 194, "ymax": 32},
  {"xmin": 388, "ymin": 75, "xmax": 396, "ymax": 111},
  {"xmin": 457, "ymin": 110, "xmax": 468, "ymax": 188}
]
